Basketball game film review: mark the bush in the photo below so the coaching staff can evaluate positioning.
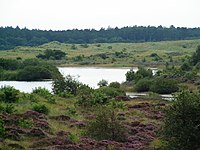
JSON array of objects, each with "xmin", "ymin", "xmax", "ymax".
[
  {"xmin": 135, "ymin": 78, "xmax": 152, "ymax": 92},
  {"xmin": 32, "ymin": 87, "xmax": 51, "ymax": 98},
  {"xmin": 150, "ymin": 78, "xmax": 178, "ymax": 94},
  {"xmin": 97, "ymin": 86, "xmax": 125, "ymax": 98},
  {"xmin": 161, "ymin": 91, "xmax": 200, "ymax": 150},
  {"xmin": 109, "ymin": 82, "xmax": 120, "ymax": 88},
  {"xmin": 77, "ymin": 85, "xmax": 94, "ymax": 107},
  {"xmin": 97, "ymin": 79, "xmax": 108, "ymax": 87},
  {"xmin": 125, "ymin": 69, "xmax": 135, "ymax": 82},
  {"xmin": 0, "ymin": 104, "xmax": 16, "ymax": 114},
  {"xmin": 36, "ymin": 49, "xmax": 66, "ymax": 60},
  {"xmin": 125, "ymin": 67, "xmax": 153, "ymax": 82},
  {"xmin": 52, "ymin": 75, "xmax": 80, "ymax": 95},
  {"xmin": 86, "ymin": 106, "xmax": 127, "ymax": 142},
  {"xmin": 18, "ymin": 119, "xmax": 33, "ymax": 128},
  {"xmin": 90, "ymin": 91, "xmax": 109, "ymax": 105},
  {"xmin": 32, "ymin": 104, "xmax": 49, "ymax": 115},
  {"xmin": 0, "ymin": 86, "xmax": 19, "ymax": 103},
  {"xmin": 135, "ymin": 67, "xmax": 153, "ymax": 82}
]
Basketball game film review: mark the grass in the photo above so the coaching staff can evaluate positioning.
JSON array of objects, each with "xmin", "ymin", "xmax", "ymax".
[{"xmin": 0, "ymin": 39, "xmax": 199, "ymax": 67}]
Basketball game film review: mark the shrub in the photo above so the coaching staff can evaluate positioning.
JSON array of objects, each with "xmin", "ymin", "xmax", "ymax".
[
  {"xmin": 125, "ymin": 67, "xmax": 153, "ymax": 82},
  {"xmin": 97, "ymin": 79, "xmax": 108, "ymax": 87},
  {"xmin": 67, "ymin": 107, "xmax": 77, "ymax": 116},
  {"xmin": 150, "ymin": 78, "xmax": 178, "ymax": 94},
  {"xmin": 125, "ymin": 69, "xmax": 135, "ymax": 82},
  {"xmin": 109, "ymin": 82, "xmax": 120, "ymax": 88},
  {"xmin": 86, "ymin": 106, "xmax": 127, "ymax": 142},
  {"xmin": 77, "ymin": 85, "xmax": 94, "ymax": 107},
  {"xmin": 108, "ymin": 101, "xmax": 126, "ymax": 110},
  {"xmin": 161, "ymin": 91, "xmax": 200, "ymax": 150},
  {"xmin": 91, "ymin": 91, "xmax": 109, "ymax": 105},
  {"xmin": 97, "ymin": 86, "xmax": 125, "ymax": 98},
  {"xmin": 0, "ymin": 104, "xmax": 16, "ymax": 114},
  {"xmin": 0, "ymin": 86, "xmax": 19, "ymax": 103},
  {"xmin": 52, "ymin": 75, "xmax": 80, "ymax": 95},
  {"xmin": 18, "ymin": 119, "xmax": 33, "ymax": 128},
  {"xmin": 36, "ymin": 49, "xmax": 66, "ymax": 60},
  {"xmin": 32, "ymin": 104, "xmax": 49, "ymax": 115},
  {"xmin": 135, "ymin": 78, "xmax": 152, "ymax": 92},
  {"xmin": 32, "ymin": 87, "xmax": 51, "ymax": 98},
  {"xmin": 135, "ymin": 67, "xmax": 153, "ymax": 82}
]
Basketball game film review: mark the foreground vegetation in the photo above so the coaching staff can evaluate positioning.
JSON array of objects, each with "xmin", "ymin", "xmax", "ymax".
[{"xmin": 1, "ymin": 72, "xmax": 200, "ymax": 149}]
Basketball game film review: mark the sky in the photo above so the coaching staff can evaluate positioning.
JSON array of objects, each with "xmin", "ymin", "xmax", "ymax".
[{"xmin": 0, "ymin": 0, "xmax": 199, "ymax": 30}]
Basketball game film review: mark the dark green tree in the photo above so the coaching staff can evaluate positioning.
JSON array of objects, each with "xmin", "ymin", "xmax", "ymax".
[{"xmin": 161, "ymin": 91, "xmax": 200, "ymax": 150}]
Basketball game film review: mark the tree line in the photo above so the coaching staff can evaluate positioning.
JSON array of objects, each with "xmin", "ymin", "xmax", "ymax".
[{"xmin": 1, "ymin": 25, "xmax": 200, "ymax": 50}]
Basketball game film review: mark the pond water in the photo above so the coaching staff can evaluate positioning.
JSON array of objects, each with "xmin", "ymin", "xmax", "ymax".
[
  {"xmin": 0, "ymin": 67, "xmax": 173, "ymax": 100},
  {"xmin": 0, "ymin": 67, "xmax": 158, "ymax": 93}
]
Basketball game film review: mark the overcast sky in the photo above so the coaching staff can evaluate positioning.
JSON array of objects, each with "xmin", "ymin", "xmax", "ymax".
[{"xmin": 0, "ymin": 0, "xmax": 199, "ymax": 30}]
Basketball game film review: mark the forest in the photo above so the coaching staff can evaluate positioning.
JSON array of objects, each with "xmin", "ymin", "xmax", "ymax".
[{"xmin": 1, "ymin": 25, "xmax": 200, "ymax": 50}]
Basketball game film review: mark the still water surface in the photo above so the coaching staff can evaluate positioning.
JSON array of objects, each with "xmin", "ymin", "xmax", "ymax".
[{"xmin": 0, "ymin": 67, "xmax": 142, "ymax": 93}]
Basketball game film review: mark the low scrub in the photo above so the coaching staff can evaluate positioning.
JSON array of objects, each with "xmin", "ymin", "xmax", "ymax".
[
  {"xmin": 0, "ymin": 86, "xmax": 19, "ymax": 103},
  {"xmin": 150, "ymin": 78, "xmax": 178, "ymax": 94},
  {"xmin": 134, "ymin": 78, "xmax": 152, "ymax": 92},
  {"xmin": 32, "ymin": 104, "xmax": 49, "ymax": 115},
  {"xmin": 86, "ymin": 106, "xmax": 127, "ymax": 142}
]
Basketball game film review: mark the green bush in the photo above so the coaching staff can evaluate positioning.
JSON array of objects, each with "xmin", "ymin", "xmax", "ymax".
[
  {"xmin": 161, "ymin": 91, "xmax": 200, "ymax": 150},
  {"xmin": 86, "ymin": 106, "xmax": 127, "ymax": 142},
  {"xmin": 108, "ymin": 101, "xmax": 126, "ymax": 110},
  {"xmin": 77, "ymin": 85, "xmax": 94, "ymax": 107},
  {"xmin": 135, "ymin": 78, "xmax": 152, "ymax": 92},
  {"xmin": 125, "ymin": 67, "xmax": 153, "ymax": 82},
  {"xmin": 109, "ymin": 82, "xmax": 120, "ymax": 88},
  {"xmin": 52, "ymin": 75, "xmax": 80, "ymax": 95},
  {"xmin": 150, "ymin": 78, "xmax": 178, "ymax": 94},
  {"xmin": 0, "ymin": 86, "xmax": 19, "ymax": 103},
  {"xmin": 18, "ymin": 119, "xmax": 33, "ymax": 129},
  {"xmin": 37, "ymin": 49, "xmax": 66, "ymax": 60},
  {"xmin": 0, "ymin": 104, "xmax": 16, "ymax": 114},
  {"xmin": 135, "ymin": 67, "xmax": 153, "ymax": 82},
  {"xmin": 32, "ymin": 104, "xmax": 49, "ymax": 115},
  {"xmin": 32, "ymin": 87, "xmax": 51, "ymax": 98},
  {"xmin": 91, "ymin": 91, "xmax": 109, "ymax": 105},
  {"xmin": 125, "ymin": 69, "xmax": 135, "ymax": 82},
  {"xmin": 97, "ymin": 79, "xmax": 108, "ymax": 87},
  {"xmin": 97, "ymin": 86, "xmax": 125, "ymax": 98}
]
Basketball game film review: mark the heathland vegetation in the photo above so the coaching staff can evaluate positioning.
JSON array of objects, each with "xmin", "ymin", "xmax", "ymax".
[{"xmin": 1, "ymin": 29, "xmax": 200, "ymax": 149}]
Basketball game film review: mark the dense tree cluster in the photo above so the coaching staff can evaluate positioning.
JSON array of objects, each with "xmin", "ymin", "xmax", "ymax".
[
  {"xmin": 1, "ymin": 26, "xmax": 200, "ymax": 49},
  {"xmin": 0, "ymin": 58, "xmax": 61, "ymax": 81},
  {"xmin": 36, "ymin": 49, "xmax": 66, "ymax": 60}
]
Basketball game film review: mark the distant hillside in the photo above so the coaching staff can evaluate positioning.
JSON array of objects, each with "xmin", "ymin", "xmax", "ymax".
[{"xmin": 0, "ymin": 26, "xmax": 200, "ymax": 50}]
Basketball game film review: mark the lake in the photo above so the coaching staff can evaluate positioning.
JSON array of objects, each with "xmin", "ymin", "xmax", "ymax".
[{"xmin": 0, "ymin": 67, "xmax": 157, "ymax": 93}]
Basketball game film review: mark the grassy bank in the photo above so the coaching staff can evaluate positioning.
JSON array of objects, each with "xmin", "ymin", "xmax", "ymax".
[{"xmin": 0, "ymin": 39, "xmax": 199, "ymax": 67}]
